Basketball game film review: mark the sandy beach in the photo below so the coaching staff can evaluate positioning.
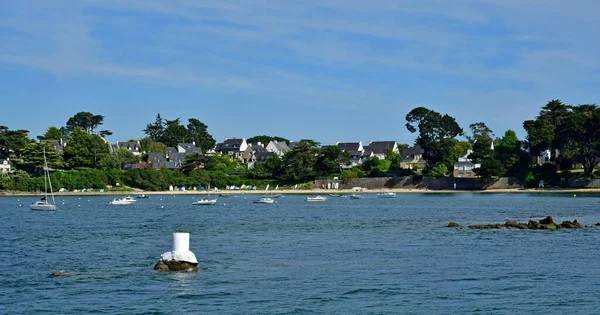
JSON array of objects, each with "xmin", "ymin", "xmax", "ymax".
[{"xmin": 2, "ymin": 187, "xmax": 600, "ymax": 197}]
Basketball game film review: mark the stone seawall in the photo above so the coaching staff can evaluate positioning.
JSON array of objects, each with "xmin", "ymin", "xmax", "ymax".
[{"xmin": 315, "ymin": 177, "xmax": 525, "ymax": 190}]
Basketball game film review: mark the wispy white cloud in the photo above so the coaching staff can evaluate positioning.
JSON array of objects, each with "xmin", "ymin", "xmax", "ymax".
[{"xmin": 1, "ymin": 0, "xmax": 599, "ymax": 139}]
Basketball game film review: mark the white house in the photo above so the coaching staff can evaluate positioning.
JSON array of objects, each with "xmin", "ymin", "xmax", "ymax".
[
  {"xmin": 266, "ymin": 140, "xmax": 291, "ymax": 156},
  {"xmin": 112, "ymin": 141, "xmax": 142, "ymax": 156},
  {"xmin": 366, "ymin": 141, "xmax": 399, "ymax": 160},
  {"xmin": 215, "ymin": 138, "xmax": 248, "ymax": 160},
  {"xmin": 0, "ymin": 158, "xmax": 10, "ymax": 173},
  {"xmin": 336, "ymin": 141, "xmax": 364, "ymax": 168},
  {"xmin": 453, "ymin": 149, "xmax": 480, "ymax": 178}
]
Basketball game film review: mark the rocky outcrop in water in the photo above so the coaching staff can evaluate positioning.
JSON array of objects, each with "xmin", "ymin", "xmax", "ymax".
[
  {"xmin": 448, "ymin": 216, "xmax": 592, "ymax": 230},
  {"xmin": 154, "ymin": 259, "xmax": 199, "ymax": 272}
]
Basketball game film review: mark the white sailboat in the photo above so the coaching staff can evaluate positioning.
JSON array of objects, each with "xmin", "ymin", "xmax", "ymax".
[{"xmin": 30, "ymin": 148, "xmax": 58, "ymax": 211}]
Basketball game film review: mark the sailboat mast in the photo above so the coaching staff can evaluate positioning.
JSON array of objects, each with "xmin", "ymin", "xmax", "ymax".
[{"xmin": 43, "ymin": 148, "xmax": 56, "ymax": 205}]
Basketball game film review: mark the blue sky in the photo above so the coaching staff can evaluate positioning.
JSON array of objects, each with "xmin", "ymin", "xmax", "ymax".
[{"xmin": 1, "ymin": 0, "xmax": 599, "ymax": 146}]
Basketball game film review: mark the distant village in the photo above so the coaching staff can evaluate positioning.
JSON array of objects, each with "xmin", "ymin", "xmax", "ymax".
[{"xmin": 0, "ymin": 136, "xmax": 549, "ymax": 180}]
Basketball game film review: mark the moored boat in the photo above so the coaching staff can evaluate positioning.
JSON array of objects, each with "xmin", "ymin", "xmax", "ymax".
[
  {"xmin": 306, "ymin": 196, "xmax": 327, "ymax": 202},
  {"xmin": 109, "ymin": 196, "xmax": 137, "ymax": 205},
  {"xmin": 350, "ymin": 194, "xmax": 363, "ymax": 199},
  {"xmin": 192, "ymin": 198, "xmax": 218, "ymax": 205},
  {"xmin": 136, "ymin": 194, "xmax": 149, "ymax": 199},
  {"xmin": 253, "ymin": 197, "xmax": 275, "ymax": 204},
  {"xmin": 378, "ymin": 192, "xmax": 397, "ymax": 198}
]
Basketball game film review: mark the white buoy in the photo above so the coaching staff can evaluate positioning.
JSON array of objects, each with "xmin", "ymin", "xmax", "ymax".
[{"xmin": 154, "ymin": 232, "xmax": 198, "ymax": 271}]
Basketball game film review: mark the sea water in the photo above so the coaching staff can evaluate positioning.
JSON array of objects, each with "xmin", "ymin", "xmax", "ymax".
[{"xmin": 1, "ymin": 193, "xmax": 600, "ymax": 314}]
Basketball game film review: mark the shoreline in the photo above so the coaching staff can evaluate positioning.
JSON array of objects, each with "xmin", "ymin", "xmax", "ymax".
[{"xmin": 2, "ymin": 187, "xmax": 600, "ymax": 197}]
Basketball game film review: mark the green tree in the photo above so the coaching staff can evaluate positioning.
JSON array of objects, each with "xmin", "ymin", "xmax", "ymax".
[
  {"xmin": 140, "ymin": 137, "xmax": 167, "ymax": 154},
  {"xmin": 455, "ymin": 141, "xmax": 472, "ymax": 158},
  {"xmin": 523, "ymin": 99, "xmax": 569, "ymax": 161},
  {"xmin": 63, "ymin": 128, "xmax": 110, "ymax": 168},
  {"xmin": 98, "ymin": 148, "xmax": 138, "ymax": 170},
  {"xmin": 0, "ymin": 125, "xmax": 32, "ymax": 159},
  {"xmin": 247, "ymin": 135, "xmax": 290, "ymax": 145},
  {"xmin": 143, "ymin": 113, "xmax": 165, "ymax": 142},
  {"xmin": 66, "ymin": 112, "xmax": 105, "ymax": 133},
  {"xmin": 315, "ymin": 145, "xmax": 350, "ymax": 175},
  {"xmin": 186, "ymin": 118, "xmax": 216, "ymax": 151},
  {"xmin": 20, "ymin": 142, "xmax": 67, "ymax": 171},
  {"xmin": 466, "ymin": 122, "xmax": 494, "ymax": 143},
  {"xmin": 161, "ymin": 118, "xmax": 189, "ymax": 147},
  {"xmin": 558, "ymin": 104, "xmax": 600, "ymax": 176},
  {"xmin": 405, "ymin": 107, "xmax": 463, "ymax": 175},
  {"xmin": 495, "ymin": 130, "xmax": 524, "ymax": 176},
  {"xmin": 281, "ymin": 140, "xmax": 320, "ymax": 181},
  {"xmin": 41, "ymin": 126, "xmax": 63, "ymax": 140}
]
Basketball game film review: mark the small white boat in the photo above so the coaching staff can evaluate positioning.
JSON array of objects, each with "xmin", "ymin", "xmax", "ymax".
[
  {"xmin": 306, "ymin": 196, "xmax": 327, "ymax": 202},
  {"xmin": 378, "ymin": 192, "xmax": 397, "ymax": 198},
  {"xmin": 136, "ymin": 194, "xmax": 149, "ymax": 199},
  {"xmin": 350, "ymin": 194, "xmax": 363, "ymax": 199},
  {"xmin": 30, "ymin": 198, "xmax": 59, "ymax": 211},
  {"xmin": 254, "ymin": 197, "xmax": 275, "ymax": 204},
  {"xmin": 109, "ymin": 196, "xmax": 137, "ymax": 205},
  {"xmin": 192, "ymin": 198, "xmax": 217, "ymax": 205}
]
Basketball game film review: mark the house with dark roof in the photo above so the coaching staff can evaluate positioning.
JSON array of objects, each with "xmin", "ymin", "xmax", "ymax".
[
  {"xmin": 243, "ymin": 142, "xmax": 268, "ymax": 164},
  {"xmin": 215, "ymin": 138, "xmax": 248, "ymax": 160},
  {"xmin": 147, "ymin": 152, "xmax": 166, "ymax": 169},
  {"xmin": 177, "ymin": 142, "xmax": 201, "ymax": 155},
  {"xmin": 336, "ymin": 141, "xmax": 364, "ymax": 168},
  {"xmin": 0, "ymin": 158, "xmax": 10, "ymax": 173},
  {"xmin": 112, "ymin": 141, "xmax": 142, "ymax": 156},
  {"xmin": 400, "ymin": 145, "xmax": 426, "ymax": 170},
  {"xmin": 266, "ymin": 140, "xmax": 290, "ymax": 156},
  {"xmin": 366, "ymin": 141, "xmax": 399, "ymax": 159},
  {"xmin": 41, "ymin": 139, "xmax": 66, "ymax": 154}
]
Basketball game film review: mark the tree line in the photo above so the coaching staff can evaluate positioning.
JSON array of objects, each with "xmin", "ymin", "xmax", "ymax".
[{"xmin": 1, "ymin": 99, "xmax": 600, "ymax": 192}]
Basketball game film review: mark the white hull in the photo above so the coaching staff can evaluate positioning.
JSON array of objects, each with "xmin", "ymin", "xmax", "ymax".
[
  {"xmin": 378, "ymin": 193, "xmax": 397, "ymax": 198},
  {"xmin": 306, "ymin": 196, "xmax": 327, "ymax": 202},
  {"xmin": 193, "ymin": 199, "xmax": 217, "ymax": 205},
  {"xmin": 350, "ymin": 194, "xmax": 363, "ymax": 199},
  {"xmin": 109, "ymin": 197, "xmax": 137, "ymax": 205},
  {"xmin": 30, "ymin": 202, "xmax": 58, "ymax": 211},
  {"xmin": 254, "ymin": 198, "xmax": 275, "ymax": 204}
]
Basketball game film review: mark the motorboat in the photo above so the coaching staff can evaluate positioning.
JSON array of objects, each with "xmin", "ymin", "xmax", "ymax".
[
  {"xmin": 219, "ymin": 194, "xmax": 233, "ymax": 198},
  {"xmin": 109, "ymin": 196, "xmax": 137, "ymax": 205},
  {"xmin": 328, "ymin": 193, "xmax": 345, "ymax": 197},
  {"xmin": 306, "ymin": 196, "xmax": 327, "ymax": 202},
  {"xmin": 349, "ymin": 194, "xmax": 364, "ymax": 199},
  {"xmin": 378, "ymin": 192, "xmax": 397, "ymax": 198},
  {"xmin": 253, "ymin": 197, "xmax": 275, "ymax": 204},
  {"xmin": 136, "ymin": 194, "xmax": 149, "ymax": 199},
  {"xmin": 192, "ymin": 198, "xmax": 218, "ymax": 205}
]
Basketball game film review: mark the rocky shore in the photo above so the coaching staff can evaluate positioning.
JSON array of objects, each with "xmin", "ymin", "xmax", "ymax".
[{"xmin": 448, "ymin": 216, "xmax": 600, "ymax": 230}]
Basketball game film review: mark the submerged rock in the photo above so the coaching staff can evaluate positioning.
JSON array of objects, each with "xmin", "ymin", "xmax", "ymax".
[
  {"xmin": 451, "ymin": 216, "xmax": 591, "ymax": 230},
  {"xmin": 51, "ymin": 271, "xmax": 74, "ymax": 277},
  {"xmin": 154, "ymin": 259, "xmax": 198, "ymax": 272},
  {"xmin": 447, "ymin": 222, "xmax": 462, "ymax": 228}
]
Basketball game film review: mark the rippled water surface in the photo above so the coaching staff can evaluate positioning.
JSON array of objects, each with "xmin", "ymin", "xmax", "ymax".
[{"xmin": 2, "ymin": 193, "xmax": 600, "ymax": 314}]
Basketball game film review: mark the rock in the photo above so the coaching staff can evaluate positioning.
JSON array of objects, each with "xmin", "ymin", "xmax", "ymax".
[
  {"xmin": 468, "ymin": 224, "xmax": 504, "ymax": 229},
  {"xmin": 539, "ymin": 216, "xmax": 554, "ymax": 225},
  {"xmin": 527, "ymin": 220, "xmax": 540, "ymax": 229},
  {"xmin": 539, "ymin": 223, "xmax": 558, "ymax": 230},
  {"xmin": 447, "ymin": 222, "xmax": 462, "ymax": 228},
  {"xmin": 51, "ymin": 271, "xmax": 74, "ymax": 277},
  {"xmin": 154, "ymin": 259, "xmax": 199, "ymax": 272},
  {"xmin": 560, "ymin": 220, "xmax": 585, "ymax": 229}
]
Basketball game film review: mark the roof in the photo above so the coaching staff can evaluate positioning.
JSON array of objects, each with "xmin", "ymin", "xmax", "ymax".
[
  {"xmin": 288, "ymin": 141, "xmax": 299, "ymax": 150},
  {"xmin": 0, "ymin": 158, "xmax": 8, "ymax": 164},
  {"xmin": 368, "ymin": 141, "xmax": 397, "ymax": 154},
  {"xmin": 402, "ymin": 145, "xmax": 424, "ymax": 158},
  {"xmin": 337, "ymin": 142, "xmax": 361, "ymax": 152},
  {"xmin": 117, "ymin": 141, "xmax": 141, "ymax": 151},
  {"xmin": 255, "ymin": 151, "xmax": 274, "ymax": 161},
  {"xmin": 219, "ymin": 138, "xmax": 245, "ymax": 152},
  {"xmin": 178, "ymin": 143, "xmax": 201, "ymax": 155},
  {"xmin": 250, "ymin": 144, "xmax": 268, "ymax": 153},
  {"xmin": 268, "ymin": 140, "xmax": 290, "ymax": 153},
  {"xmin": 362, "ymin": 146, "xmax": 373, "ymax": 157},
  {"xmin": 348, "ymin": 151, "xmax": 362, "ymax": 157},
  {"xmin": 42, "ymin": 140, "xmax": 65, "ymax": 154}
]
